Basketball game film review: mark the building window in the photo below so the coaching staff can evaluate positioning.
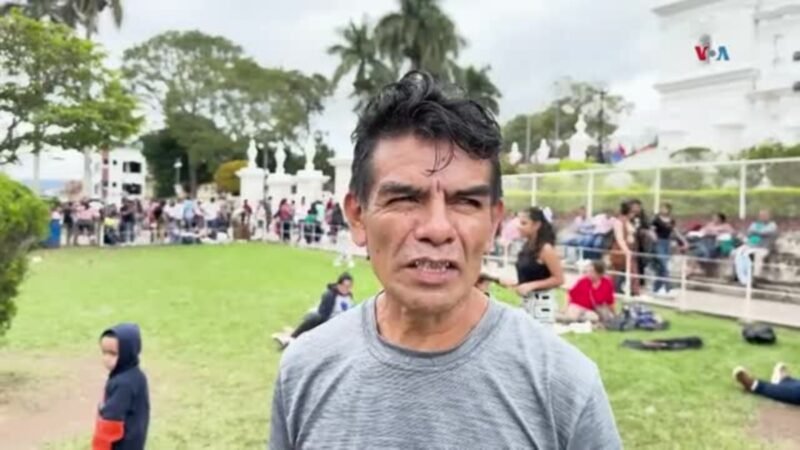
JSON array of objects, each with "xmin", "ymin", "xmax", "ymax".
[
  {"xmin": 123, "ymin": 161, "xmax": 142, "ymax": 174},
  {"xmin": 122, "ymin": 183, "xmax": 142, "ymax": 195},
  {"xmin": 112, "ymin": 182, "xmax": 117, "ymax": 188}
]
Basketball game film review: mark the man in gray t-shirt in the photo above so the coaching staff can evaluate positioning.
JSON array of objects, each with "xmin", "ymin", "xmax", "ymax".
[{"xmin": 269, "ymin": 71, "xmax": 621, "ymax": 449}]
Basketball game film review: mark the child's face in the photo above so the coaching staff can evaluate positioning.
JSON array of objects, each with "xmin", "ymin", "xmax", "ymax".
[{"xmin": 100, "ymin": 336, "xmax": 119, "ymax": 372}]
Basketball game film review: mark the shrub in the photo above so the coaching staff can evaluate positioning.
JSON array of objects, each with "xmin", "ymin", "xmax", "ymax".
[
  {"xmin": 0, "ymin": 174, "xmax": 49, "ymax": 336},
  {"xmin": 214, "ymin": 160, "xmax": 248, "ymax": 195}
]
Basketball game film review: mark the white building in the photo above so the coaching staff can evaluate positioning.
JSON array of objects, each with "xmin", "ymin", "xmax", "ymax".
[
  {"xmin": 2, "ymin": 146, "xmax": 147, "ymax": 205},
  {"xmin": 653, "ymin": 0, "xmax": 800, "ymax": 155},
  {"xmin": 98, "ymin": 147, "xmax": 148, "ymax": 205}
]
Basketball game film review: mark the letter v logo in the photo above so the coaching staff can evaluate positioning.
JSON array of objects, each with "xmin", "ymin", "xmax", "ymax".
[{"xmin": 694, "ymin": 45, "xmax": 709, "ymax": 61}]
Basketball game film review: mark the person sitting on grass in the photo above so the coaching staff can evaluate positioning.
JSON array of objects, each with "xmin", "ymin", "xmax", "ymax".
[
  {"xmin": 563, "ymin": 260, "xmax": 615, "ymax": 323},
  {"xmin": 733, "ymin": 363, "xmax": 800, "ymax": 406},
  {"xmin": 94, "ymin": 323, "xmax": 150, "ymax": 450},
  {"xmin": 275, "ymin": 273, "xmax": 353, "ymax": 348}
]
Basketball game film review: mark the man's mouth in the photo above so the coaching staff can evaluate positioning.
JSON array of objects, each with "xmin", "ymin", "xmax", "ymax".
[{"xmin": 409, "ymin": 258, "xmax": 457, "ymax": 271}]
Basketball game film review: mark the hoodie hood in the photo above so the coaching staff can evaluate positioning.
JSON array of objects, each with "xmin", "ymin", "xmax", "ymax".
[{"xmin": 102, "ymin": 323, "xmax": 142, "ymax": 376}]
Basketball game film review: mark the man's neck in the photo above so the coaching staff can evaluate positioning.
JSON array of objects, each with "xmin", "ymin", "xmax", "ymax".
[{"xmin": 375, "ymin": 290, "xmax": 489, "ymax": 352}]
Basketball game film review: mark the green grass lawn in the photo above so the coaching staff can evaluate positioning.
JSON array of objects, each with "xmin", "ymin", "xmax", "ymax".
[{"xmin": 2, "ymin": 244, "xmax": 799, "ymax": 449}]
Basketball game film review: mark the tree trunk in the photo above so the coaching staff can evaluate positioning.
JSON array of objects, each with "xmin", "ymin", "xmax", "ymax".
[
  {"xmin": 82, "ymin": 148, "xmax": 93, "ymax": 198},
  {"xmin": 32, "ymin": 150, "xmax": 41, "ymax": 195},
  {"xmin": 188, "ymin": 161, "xmax": 198, "ymax": 198}
]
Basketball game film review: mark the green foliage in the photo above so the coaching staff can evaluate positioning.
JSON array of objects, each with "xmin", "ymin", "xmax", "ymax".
[
  {"xmin": 0, "ymin": 174, "xmax": 48, "ymax": 336},
  {"xmin": 214, "ymin": 160, "xmax": 247, "ymax": 195},
  {"xmin": 140, "ymin": 127, "xmax": 218, "ymax": 198},
  {"xmin": 0, "ymin": 11, "xmax": 125, "ymax": 164},
  {"xmin": 737, "ymin": 142, "xmax": 800, "ymax": 187},
  {"xmin": 330, "ymin": 0, "xmax": 501, "ymax": 114},
  {"xmin": 123, "ymin": 30, "xmax": 330, "ymax": 195},
  {"xmin": 505, "ymin": 186, "xmax": 800, "ymax": 219},
  {"xmin": 0, "ymin": 0, "xmax": 123, "ymax": 34},
  {"xmin": 502, "ymin": 81, "xmax": 631, "ymax": 160}
]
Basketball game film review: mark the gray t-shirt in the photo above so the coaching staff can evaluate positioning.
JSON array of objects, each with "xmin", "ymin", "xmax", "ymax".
[{"xmin": 270, "ymin": 297, "xmax": 621, "ymax": 449}]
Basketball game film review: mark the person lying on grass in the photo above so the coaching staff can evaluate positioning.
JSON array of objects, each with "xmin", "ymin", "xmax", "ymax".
[
  {"xmin": 734, "ymin": 362, "xmax": 800, "ymax": 406},
  {"xmin": 274, "ymin": 273, "xmax": 354, "ymax": 348}
]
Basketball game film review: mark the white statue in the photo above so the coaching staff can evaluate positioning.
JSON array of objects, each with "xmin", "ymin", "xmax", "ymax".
[
  {"xmin": 275, "ymin": 144, "xmax": 286, "ymax": 175},
  {"xmin": 508, "ymin": 141, "xmax": 522, "ymax": 165},
  {"xmin": 304, "ymin": 135, "xmax": 317, "ymax": 171},
  {"xmin": 567, "ymin": 113, "xmax": 592, "ymax": 162},
  {"xmin": 246, "ymin": 138, "xmax": 258, "ymax": 168},
  {"xmin": 532, "ymin": 139, "xmax": 549, "ymax": 164}
]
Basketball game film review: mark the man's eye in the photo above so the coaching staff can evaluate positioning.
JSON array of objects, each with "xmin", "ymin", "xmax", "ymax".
[
  {"xmin": 456, "ymin": 198, "xmax": 482, "ymax": 207},
  {"xmin": 389, "ymin": 196, "xmax": 416, "ymax": 204}
]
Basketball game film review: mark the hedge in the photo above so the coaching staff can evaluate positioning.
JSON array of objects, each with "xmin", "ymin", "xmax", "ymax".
[
  {"xmin": 0, "ymin": 174, "xmax": 49, "ymax": 336},
  {"xmin": 504, "ymin": 187, "xmax": 800, "ymax": 219}
]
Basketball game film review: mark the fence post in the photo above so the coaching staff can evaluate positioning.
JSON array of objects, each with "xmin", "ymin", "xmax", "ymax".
[
  {"xmin": 743, "ymin": 264, "xmax": 753, "ymax": 323},
  {"xmin": 530, "ymin": 174, "xmax": 538, "ymax": 207},
  {"xmin": 586, "ymin": 172, "xmax": 595, "ymax": 218},
  {"xmin": 625, "ymin": 252, "xmax": 632, "ymax": 300},
  {"xmin": 653, "ymin": 168, "xmax": 662, "ymax": 213},
  {"xmin": 679, "ymin": 256, "xmax": 688, "ymax": 312},
  {"xmin": 739, "ymin": 161, "xmax": 747, "ymax": 221}
]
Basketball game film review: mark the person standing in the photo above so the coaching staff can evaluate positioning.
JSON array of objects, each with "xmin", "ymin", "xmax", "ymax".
[
  {"xmin": 651, "ymin": 203, "xmax": 688, "ymax": 296},
  {"xmin": 269, "ymin": 71, "xmax": 620, "ymax": 449},
  {"xmin": 500, "ymin": 207, "xmax": 564, "ymax": 323},
  {"xmin": 610, "ymin": 200, "xmax": 640, "ymax": 296}
]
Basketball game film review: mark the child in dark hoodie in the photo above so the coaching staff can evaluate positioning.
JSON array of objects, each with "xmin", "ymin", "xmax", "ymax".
[{"xmin": 94, "ymin": 323, "xmax": 150, "ymax": 450}]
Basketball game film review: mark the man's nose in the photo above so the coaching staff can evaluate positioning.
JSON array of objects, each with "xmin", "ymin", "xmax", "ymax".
[{"xmin": 413, "ymin": 195, "xmax": 456, "ymax": 246}]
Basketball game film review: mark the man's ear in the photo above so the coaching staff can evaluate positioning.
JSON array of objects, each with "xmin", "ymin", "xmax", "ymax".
[
  {"xmin": 344, "ymin": 192, "xmax": 367, "ymax": 247},
  {"xmin": 486, "ymin": 200, "xmax": 505, "ymax": 253}
]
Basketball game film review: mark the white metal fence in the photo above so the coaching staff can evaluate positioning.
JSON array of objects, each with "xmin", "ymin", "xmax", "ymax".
[{"xmin": 502, "ymin": 156, "xmax": 800, "ymax": 225}]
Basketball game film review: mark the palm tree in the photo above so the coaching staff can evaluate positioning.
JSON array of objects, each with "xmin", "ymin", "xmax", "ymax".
[
  {"xmin": 374, "ymin": 0, "xmax": 465, "ymax": 77},
  {"xmin": 328, "ymin": 19, "xmax": 396, "ymax": 112},
  {"xmin": 451, "ymin": 64, "xmax": 502, "ymax": 115}
]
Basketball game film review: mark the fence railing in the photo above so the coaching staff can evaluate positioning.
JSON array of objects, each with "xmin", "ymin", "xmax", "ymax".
[
  {"xmin": 502, "ymin": 156, "xmax": 800, "ymax": 224},
  {"xmin": 483, "ymin": 242, "xmax": 800, "ymax": 327}
]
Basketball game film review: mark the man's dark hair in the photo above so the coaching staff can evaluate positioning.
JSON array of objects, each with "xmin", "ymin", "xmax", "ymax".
[{"xmin": 350, "ymin": 70, "xmax": 503, "ymax": 205}]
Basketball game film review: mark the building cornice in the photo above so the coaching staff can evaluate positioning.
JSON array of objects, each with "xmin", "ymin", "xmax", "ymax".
[
  {"xmin": 654, "ymin": 67, "xmax": 758, "ymax": 93},
  {"xmin": 652, "ymin": 0, "xmax": 725, "ymax": 16}
]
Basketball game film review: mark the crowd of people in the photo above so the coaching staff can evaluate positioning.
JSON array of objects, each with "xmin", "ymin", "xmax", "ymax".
[
  {"xmin": 492, "ymin": 201, "xmax": 784, "ymax": 299},
  {"xmin": 49, "ymin": 195, "xmax": 350, "ymax": 248}
]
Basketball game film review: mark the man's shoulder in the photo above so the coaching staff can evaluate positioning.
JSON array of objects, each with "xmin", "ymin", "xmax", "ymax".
[{"xmin": 491, "ymin": 302, "xmax": 599, "ymax": 381}]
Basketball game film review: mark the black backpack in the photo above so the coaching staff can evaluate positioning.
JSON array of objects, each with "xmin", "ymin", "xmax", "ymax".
[{"xmin": 742, "ymin": 324, "xmax": 776, "ymax": 345}]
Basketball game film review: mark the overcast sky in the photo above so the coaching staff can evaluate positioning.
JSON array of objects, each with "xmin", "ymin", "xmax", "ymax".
[{"xmin": 5, "ymin": 0, "xmax": 661, "ymax": 179}]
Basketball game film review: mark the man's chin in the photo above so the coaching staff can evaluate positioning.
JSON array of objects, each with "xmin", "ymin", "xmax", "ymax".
[{"xmin": 385, "ymin": 285, "xmax": 470, "ymax": 315}]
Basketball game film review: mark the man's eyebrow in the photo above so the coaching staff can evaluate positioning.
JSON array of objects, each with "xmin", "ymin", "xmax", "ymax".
[
  {"xmin": 451, "ymin": 184, "xmax": 492, "ymax": 198},
  {"xmin": 376, "ymin": 182, "xmax": 426, "ymax": 197}
]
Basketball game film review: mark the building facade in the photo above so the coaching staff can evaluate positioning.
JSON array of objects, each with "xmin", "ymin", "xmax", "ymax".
[{"xmin": 653, "ymin": 0, "xmax": 800, "ymax": 155}]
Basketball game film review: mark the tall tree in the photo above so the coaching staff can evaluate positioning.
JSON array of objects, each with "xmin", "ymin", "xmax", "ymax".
[
  {"xmin": 450, "ymin": 64, "xmax": 501, "ymax": 115},
  {"xmin": 122, "ymin": 30, "xmax": 244, "ymax": 194},
  {"xmin": 328, "ymin": 19, "xmax": 396, "ymax": 112},
  {"xmin": 0, "ymin": 12, "xmax": 136, "ymax": 193},
  {"xmin": 375, "ymin": 0, "xmax": 465, "ymax": 76}
]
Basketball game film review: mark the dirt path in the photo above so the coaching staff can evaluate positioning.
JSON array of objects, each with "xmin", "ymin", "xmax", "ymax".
[
  {"xmin": 0, "ymin": 351, "xmax": 104, "ymax": 450},
  {"xmin": 750, "ymin": 402, "xmax": 800, "ymax": 450}
]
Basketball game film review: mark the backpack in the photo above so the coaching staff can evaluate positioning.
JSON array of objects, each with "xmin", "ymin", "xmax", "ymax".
[{"xmin": 742, "ymin": 324, "xmax": 776, "ymax": 345}]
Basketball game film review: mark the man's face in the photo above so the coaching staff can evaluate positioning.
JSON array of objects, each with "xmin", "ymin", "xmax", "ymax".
[
  {"xmin": 759, "ymin": 210, "xmax": 770, "ymax": 222},
  {"xmin": 345, "ymin": 135, "xmax": 504, "ymax": 314},
  {"xmin": 631, "ymin": 202, "xmax": 642, "ymax": 216}
]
